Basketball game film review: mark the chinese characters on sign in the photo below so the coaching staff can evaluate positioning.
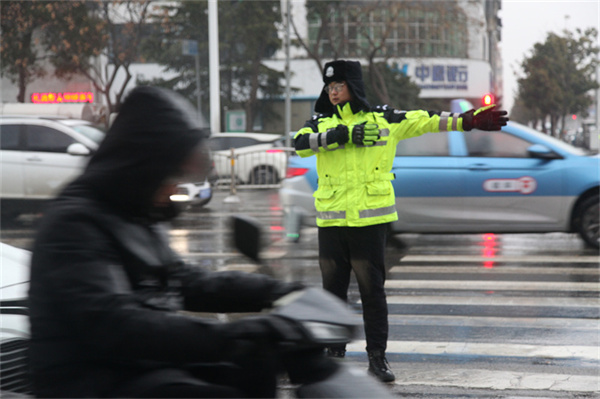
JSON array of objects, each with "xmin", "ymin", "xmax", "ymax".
[
  {"xmin": 414, "ymin": 64, "xmax": 468, "ymax": 90},
  {"xmin": 31, "ymin": 92, "xmax": 94, "ymax": 104}
]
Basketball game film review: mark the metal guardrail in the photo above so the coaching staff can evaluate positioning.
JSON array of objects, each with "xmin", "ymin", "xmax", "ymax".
[{"xmin": 211, "ymin": 147, "xmax": 296, "ymax": 192}]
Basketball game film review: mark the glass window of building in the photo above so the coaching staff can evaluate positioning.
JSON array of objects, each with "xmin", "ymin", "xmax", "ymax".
[{"xmin": 307, "ymin": 2, "xmax": 468, "ymax": 59}]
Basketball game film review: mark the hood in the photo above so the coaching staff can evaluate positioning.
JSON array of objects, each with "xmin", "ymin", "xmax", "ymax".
[
  {"xmin": 314, "ymin": 60, "xmax": 370, "ymax": 114},
  {"xmin": 67, "ymin": 86, "xmax": 206, "ymax": 220}
]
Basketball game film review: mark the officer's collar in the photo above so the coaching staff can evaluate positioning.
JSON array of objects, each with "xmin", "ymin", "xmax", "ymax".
[{"xmin": 334, "ymin": 101, "xmax": 363, "ymax": 118}]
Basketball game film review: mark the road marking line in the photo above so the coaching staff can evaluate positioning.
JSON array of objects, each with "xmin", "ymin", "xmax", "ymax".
[
  {"xmin": 386, "ymin": 314, "xmax": 599, "ymax": 330},
  {"xmin": 346, "ymin": 340, "xmax": 600, "ymax": 361},
  {"xmin": 183, "ymin": 252, "xmax": 240, "ymax": 258},
  {"xmin": 384, "ymin": 295, "xmax": 600, "ymax": 307},
  {"xmin": 387, "ymin": 368, "xmax": 600, "ymax": 393},
  {"xmin": 389, "ymin": 266, "xmax": 600, "ymax": 274},
  {"xmin": 385, "ymin": 280, "xmax": 600, "ymax": 291},
  {"xmin": 397, "ymin": 255, "xmax": 599, "ymax": 263}
]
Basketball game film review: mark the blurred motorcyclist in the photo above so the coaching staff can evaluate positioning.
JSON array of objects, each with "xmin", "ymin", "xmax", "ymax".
[{"xmin": 28, "ymin": 86, "xmax": 303, "ymax": 398}]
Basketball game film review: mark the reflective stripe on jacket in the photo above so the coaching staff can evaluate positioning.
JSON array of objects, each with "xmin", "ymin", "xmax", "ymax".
[{"xmin": 294, "ymin": 102, "xmax": 463, "ymax": 228}]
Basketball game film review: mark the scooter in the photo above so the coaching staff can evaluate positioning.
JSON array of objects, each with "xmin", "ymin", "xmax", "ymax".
[
  {"xmin": 232, "ymin": 215, "xmax": 394, "ymax": 398},
  {"xmin": 0, "ymin": 219, "xmax": 394, "ymax": 398}
]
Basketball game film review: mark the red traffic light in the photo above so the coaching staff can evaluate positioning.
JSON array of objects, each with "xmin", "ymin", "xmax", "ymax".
[{"xmin": 482, "ymin": 93, "xmax": 495, "ymax": 106}]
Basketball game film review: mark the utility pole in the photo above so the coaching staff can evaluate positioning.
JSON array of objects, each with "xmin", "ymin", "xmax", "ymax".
[
  {"xmin": 181, "ymin": 40, "xmax": 202, "ymax": 124},
  {"xmin": 208, "ymin": 0, "xmax": 221, "ymax": 134},
  {"xmin": 195, "ymin": 52, "xmax": 202, "ymax": 124},
  {"xmin": 284, "ymin": 0, "xmax": 292, "ymax": 147},
  {"xmin": 593, "ymin": 63, "xmax": 599, "ymax": 150}
]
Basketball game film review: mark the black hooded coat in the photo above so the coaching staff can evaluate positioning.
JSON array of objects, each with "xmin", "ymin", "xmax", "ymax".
[{"xmin": 28, "ymin": 87, "xmax": 294, "ymax": 397}]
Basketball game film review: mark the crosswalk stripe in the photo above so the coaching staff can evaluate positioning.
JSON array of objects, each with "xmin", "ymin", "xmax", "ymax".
[
  {"xmin": 181, "ymin": 252, "xmax": 240, "ymax": 258},
  {"xmin": 351, "ymin": 239, "xmax": 598, "ymax": 394},
  {"xmin": 386, "ymin": 314, "xmax": 598, "ymax": 330},
  {"xmin": 390, "ymin": 368, "xmax": 600, "ymax": 393},
  {"xmin": 397, "ymin": 255, "xmax": 599, "ymax": 263},
  {"xmin": 384, "ymin": 295, "xmax": 599, "ymax": 307},
  {"xmin": 346, "ymin": 340, "xmax": 600, "ymax": 361},
  {"xmin": 389, "ymin": 266, "xmax": 600, "ymax": 274},
  {"xmin": 385, "ymin": 280, "xmax": 600, "ymax": 291}
]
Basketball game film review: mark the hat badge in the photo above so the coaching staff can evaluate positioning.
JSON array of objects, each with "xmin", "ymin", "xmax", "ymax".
[{"xmin": 325, "ymin": 66, "xmax": 334, "ymax": 77}]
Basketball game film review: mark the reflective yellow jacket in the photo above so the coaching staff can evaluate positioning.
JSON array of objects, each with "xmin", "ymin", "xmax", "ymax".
[{"xmin": 294, "ymin": 102, "xmax": 464, "ymax": 227}]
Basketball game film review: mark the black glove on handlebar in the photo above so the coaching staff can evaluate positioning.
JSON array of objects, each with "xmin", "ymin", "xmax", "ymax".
[{"xmin": 461, "ymin": 105, "xmax": 509, "ymax": 131}]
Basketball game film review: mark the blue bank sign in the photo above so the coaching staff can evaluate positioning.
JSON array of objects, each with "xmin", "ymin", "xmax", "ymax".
[{"xmin": 390, "ymin": 58, "xmax": 491, "ymax": 98}]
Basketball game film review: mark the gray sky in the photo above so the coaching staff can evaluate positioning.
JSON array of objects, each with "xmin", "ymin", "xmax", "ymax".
[{"xmin": 501, "ymin": 0, "xmax": 600, "ymax": 112}]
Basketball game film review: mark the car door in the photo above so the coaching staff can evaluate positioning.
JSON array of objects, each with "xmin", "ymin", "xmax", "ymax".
[
  {"xmin": 209, "ymin": 136, "xmax": 271, "ymax": 182},
  {"xmin": 391, "ymin": 131, "xmax": 467, "ymax": 231},
  {"xmin": 225, "ymin": 137, "xmax": 263, "ymax": 182},
  {"xmin": 0, "ymin": 124, "xmax": 26, "ymax": 199},
  {"xmin": 23, "ymin": 124, "xmax": 90, "ymax": 198},
  {"xmin": 458, "ymin": 129, "xmax": 566, "ymax": 230}
]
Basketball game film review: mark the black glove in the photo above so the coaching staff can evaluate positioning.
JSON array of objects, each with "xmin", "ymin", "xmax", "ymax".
[
  {"xmin": 351, "ymin": 123, "xmax": 379, "ymax": 145},
  {"xmin": 226, "ymin": 315, "xmax": 304, "ymax": 342},
  {"xmin": 461, "ymin": 105, "xmax": 509, "ymax": 131},
  {"xmin": 325, "ymin": 124, "xmax": 349, "ymax": 147}
]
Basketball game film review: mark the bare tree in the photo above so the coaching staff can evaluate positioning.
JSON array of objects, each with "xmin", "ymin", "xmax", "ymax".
[
  {"xmin": 44, "ymin": 0, "xmax": 156, "ymax": 114},
  {"xmin": 0, "ymin": 0, "xmax": 52, "ymax": 102},
  {"xmin": 290, "ymin": 1, "xmax": 467, "ymax": 106}
]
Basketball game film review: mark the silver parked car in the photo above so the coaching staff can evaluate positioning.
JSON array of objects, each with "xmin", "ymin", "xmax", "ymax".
[
  {"xmin": 0, "ymin": 116, "xmax": 212, "ymax": 219},
  {"xmin": 0, "ymin": 242, "xmax": 32, "ymax": 395},
  {"xmin": 208, "ymin": 132, "xmax": 288, "ymax": 185},
  {"xmin": 0, "ymin": 116, "xmax": 104, "ymax": 218}
]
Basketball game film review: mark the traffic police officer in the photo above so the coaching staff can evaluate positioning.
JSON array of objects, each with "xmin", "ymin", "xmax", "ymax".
[{"xmin": 294, "ymin": 60, "xmax": 508, "ymax": 383}]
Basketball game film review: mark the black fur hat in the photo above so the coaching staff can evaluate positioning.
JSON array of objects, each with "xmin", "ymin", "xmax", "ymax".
[{"xmin": 314, "ymin": 60, "xmax": 370, "ymax": 113}]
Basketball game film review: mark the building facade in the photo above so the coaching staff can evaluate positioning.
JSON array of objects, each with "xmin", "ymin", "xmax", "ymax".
[
  {"xmin": 1, "ymin": 0, "xmax": 503, "ymax": 133},
  {"xmin": 261, "ymin": 0, "xmax": 503, "ymax": 132}
]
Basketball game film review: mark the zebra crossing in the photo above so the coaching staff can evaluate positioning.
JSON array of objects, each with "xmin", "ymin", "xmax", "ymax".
[
  {"xmin": 173, "ymin": 190, "xmax": 599, "ymax": 397},
  {"xmin": 6, "ymin": 188, "xmax": 597, "ymax": 397},
  {"xmin": 342, "ymin": 244, "xmax": 600, "ymax": 397}
]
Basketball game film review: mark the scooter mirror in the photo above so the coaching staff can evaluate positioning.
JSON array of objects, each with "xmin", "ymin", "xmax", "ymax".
[{"xmin": 231, "ymin": 215, "xmax": 262, "ymax": 262}]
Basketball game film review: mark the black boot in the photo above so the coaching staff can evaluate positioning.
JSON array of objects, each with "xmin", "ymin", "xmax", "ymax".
[{"xmin": 368, "ymin": 350, "xmax": 395, "ymax": 383}]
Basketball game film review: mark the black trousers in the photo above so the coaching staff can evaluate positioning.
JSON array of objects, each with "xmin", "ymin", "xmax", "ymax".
[{"xmin": 318, "ymin": 223, "xmax": 389, "ymax": 353}]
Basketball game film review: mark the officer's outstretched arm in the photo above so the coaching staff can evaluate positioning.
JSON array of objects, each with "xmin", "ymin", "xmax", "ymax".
[
  {"xmin": 380, "ymin": 105, "xmax": 506, "ymax": 139},
  {"xmin": 379, "ymin": 107, "xmax": 464, "ymax": 138}
]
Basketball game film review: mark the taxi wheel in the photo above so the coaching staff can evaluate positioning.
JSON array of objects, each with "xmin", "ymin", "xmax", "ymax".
[{"xmin": 575, "ymin": 194, "xmax": 599, "ymax": 249}]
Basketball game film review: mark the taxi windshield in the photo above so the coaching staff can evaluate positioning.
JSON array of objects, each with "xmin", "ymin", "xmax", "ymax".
[{"xmin": 509, "ymin": 123, "xmax": 590, "ymax": 156}]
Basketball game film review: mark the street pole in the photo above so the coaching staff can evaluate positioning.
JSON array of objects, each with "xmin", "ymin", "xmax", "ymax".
[
  {"xmin": 284, "ymin": 0, "xmax": 292, "ymax": 147},
  {"xmin": 181, "ymin": 40, "xmax": 202, "ymax": 124},
  {"xmin": 594, "ymin": 63, "xmax": 599, "ymax": 150},
  {"xmin": 208, "ymin": 0, "xmax": 221, "ymax": 134},
  {"xmin": 195, "ymin": 53, "xmax": 202, "ymax": 125}
]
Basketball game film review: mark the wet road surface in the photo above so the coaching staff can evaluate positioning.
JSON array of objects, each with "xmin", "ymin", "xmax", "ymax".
[{"xmin": 2, "ymin": 188, "xmax": 599, "ymax": 398}]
